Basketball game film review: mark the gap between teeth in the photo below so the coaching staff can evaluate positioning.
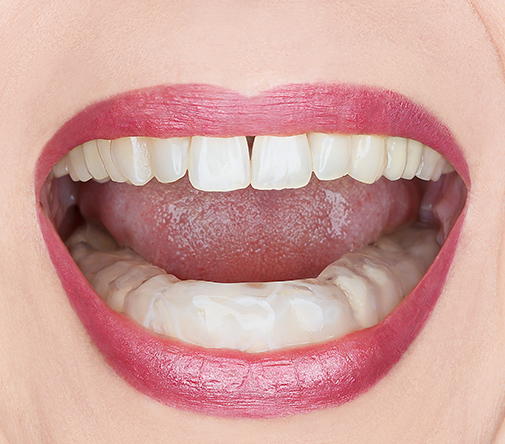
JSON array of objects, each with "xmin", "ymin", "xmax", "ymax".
[
  {"xmin": 53, "ymin": 134, "xmax": 454, "ymax": 191},
  {"xmin": 66, "ymin": 223, "xmax": 439, "ymax": 353}
]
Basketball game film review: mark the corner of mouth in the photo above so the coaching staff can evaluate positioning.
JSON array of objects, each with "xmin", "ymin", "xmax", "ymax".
[{"xmin": 35, "ymin": 83, "xmax": 469, "ymax": 418}]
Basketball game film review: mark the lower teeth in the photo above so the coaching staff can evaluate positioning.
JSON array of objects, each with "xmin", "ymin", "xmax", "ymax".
[{"xmin": 66, "ymin": 222, "xmax": 440, "ymax": 352}]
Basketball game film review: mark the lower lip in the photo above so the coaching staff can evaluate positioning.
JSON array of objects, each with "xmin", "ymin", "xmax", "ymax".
[{"xmin": 36, "ymin": 83, "xmax": 468, "ymax": 418}]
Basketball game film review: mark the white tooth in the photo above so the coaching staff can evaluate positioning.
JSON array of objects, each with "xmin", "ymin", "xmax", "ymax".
[
  {"xmin": 402, "ymin": 139, "xmax": 424, "ymax": 179},
  {"xmin": 82, "ymin": 140, "xmax": 109, "ymax": 181},
  {"xmin": 110, "ymin": 137, "xmax": 153, "ymax": 186},
  {"xmin": 67, "ymin": 160, "xmax": 80, "ymax": 182},
  {"xmin": 68, "ymin": 145, "xmax": 92, "ymax": 182},
  {"xmin": 188, "ymin": 136, "xmax": 250, "ymax": 191},
  {"xmin": 349, "ymin": 135, "xmax": 387, "ymax": 184},
  {"xmin": 308, "ymin": 133, "xmax": 352, "ymax": 180},
  {"xmin": 430, "ymin": 158, "xmax": 454, "ymax": 182},
  {"xmin": 149, "ymin": 137, "xmax": 190, "ymax": 183},
  {"xmin": 416, "ymin": 145, "xmax": 443, "ymax": 181},
  {"xmin": 251, "ymin": 135, "xmax": 312, "ymax": 190},
  {"xmin": 97, "ymin": 139, "xmax": 127, "ymax": 183},
  {"xmin": 441, "ymin": 161, "xmax": 455, "ymax": 174},
  {"xmin": 53, "ymin": 156, "xmax": 69, "ymax": 178},
  {"xmin": 383, "ymin": 137, "xmax": 407, "ymax": 181}
]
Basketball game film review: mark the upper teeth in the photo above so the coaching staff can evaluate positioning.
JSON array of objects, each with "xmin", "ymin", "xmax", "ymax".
[{"xmin": 53, "ymin": 133, "xmax": 454, "ymax": 191}]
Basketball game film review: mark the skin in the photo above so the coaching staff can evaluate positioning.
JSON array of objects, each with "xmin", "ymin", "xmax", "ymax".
[{"xmin": 0, "ymin": 0, "xmax": 504, "ymax": 442}]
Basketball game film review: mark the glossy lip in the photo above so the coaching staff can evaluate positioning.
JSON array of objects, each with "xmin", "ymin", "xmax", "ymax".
[{"xmin": 36, "ymin": 83, "xmax": 469, "ymax": 418}]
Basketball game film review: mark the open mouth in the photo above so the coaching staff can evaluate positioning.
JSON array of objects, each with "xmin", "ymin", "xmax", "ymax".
[{"xmin": 36, "ymin": 83, "xmax": 468, "ymax": 418}]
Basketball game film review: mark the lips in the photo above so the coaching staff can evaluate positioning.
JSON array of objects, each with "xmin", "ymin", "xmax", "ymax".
[{"xmin": 36, "ymin": 83, "xmax": 469, "ymax": 418}]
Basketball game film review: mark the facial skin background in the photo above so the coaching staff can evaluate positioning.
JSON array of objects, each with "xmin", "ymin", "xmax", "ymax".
[{"xmin": 1, "ymin": 0, "xmax": 505, "ymax": 442}]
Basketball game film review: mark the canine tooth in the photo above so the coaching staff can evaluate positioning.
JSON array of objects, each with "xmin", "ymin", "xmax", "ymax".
[
  {"xmin": 349, "ymin": 135, "xmax": 387, "ymax": 184},
  {"xmin": 97, "ymin": 139, "xmax": 127, "ymax": 183},
  {"xmin": 53, "ymin": 156, "xmax": 69, "ymax": 178},
  {"xmin": 251, "ymin": 135, "xmax": 312, "ymax": 190},
  {"xmin": 68, "ymin": 145, "xmax": 92, "ymax": 182},
  {"xmin": 384, "ymin": 137, "xmax": 407, "ymax": 181},
  {"xmin": 402, "ymin": 139, "xmax": 424, "ymax": 179},
  {"xmin": 308, "ymin": 133, "xmax": 352, "ymax": 180},
  {"xmin": 111, "ymin": 137, "xmax": 153, "ymax": 186},
  {"xmin": 149, "ymin": 137, "xmax": 190, "ymax": 183},
  {"xmin": 416, "ymin": 146, "xmax": 443, "ymax": 181},
  {"xmin": 82, "ymin": 140, "xmax": 109, "ymax": 181},
  {"xmin": 188, "ymin": 136, "xmax": 250, "ymax": 191}
]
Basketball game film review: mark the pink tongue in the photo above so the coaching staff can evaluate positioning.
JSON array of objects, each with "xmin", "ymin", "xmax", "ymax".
[{"xmin": 78, "ymin": 176, "xmax": 420, "ymax": 282}]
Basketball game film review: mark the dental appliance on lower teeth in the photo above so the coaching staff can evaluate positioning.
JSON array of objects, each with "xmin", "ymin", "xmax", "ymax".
[
  {"xmin": 66, "ymin": 222, "xmax": 439, "ymax": 352},
  {"xmin": 53, "ymin": 133, "xmax": 454, "ymax": 191}
]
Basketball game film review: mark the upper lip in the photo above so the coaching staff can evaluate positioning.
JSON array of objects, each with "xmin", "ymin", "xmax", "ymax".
[{"xmin": 36, "ymin": 83, "xmax": 469, "ymax": 418}]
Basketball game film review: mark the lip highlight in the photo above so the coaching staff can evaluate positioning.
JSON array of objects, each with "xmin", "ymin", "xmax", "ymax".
[{"xmin": 36, "ymin": 83, "xmax": 469, "ymax": 418}]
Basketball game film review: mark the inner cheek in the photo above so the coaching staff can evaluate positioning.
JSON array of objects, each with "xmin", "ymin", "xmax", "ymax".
[{"xmin": 76, "ymin": 175, "xmax": 421, "ymax": 283}]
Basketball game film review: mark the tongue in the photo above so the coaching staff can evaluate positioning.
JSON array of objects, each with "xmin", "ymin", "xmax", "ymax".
[{"xmin": 78, "ymin": 176, "xmax": 420, "ymax": 283}]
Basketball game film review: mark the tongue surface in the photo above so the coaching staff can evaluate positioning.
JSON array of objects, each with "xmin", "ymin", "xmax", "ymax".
[{"xmin": 78, "ymin": 176, "xmax": 420, "ymax": 282}]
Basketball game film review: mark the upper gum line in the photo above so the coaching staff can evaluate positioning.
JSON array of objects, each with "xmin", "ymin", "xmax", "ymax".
[{"xmin": 52, "ymin": 133, "xmax": 455, "ymax": 192}]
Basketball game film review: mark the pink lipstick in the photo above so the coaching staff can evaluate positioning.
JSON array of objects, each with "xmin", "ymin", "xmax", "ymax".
[{"xmin": 36, "ymin": 83, "xmax": 469, "ymax": 418}]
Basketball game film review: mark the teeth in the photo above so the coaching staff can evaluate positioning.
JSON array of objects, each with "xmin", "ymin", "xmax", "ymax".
[
  {"xmin": 384, "ymin": 137, "xmax": 408, "ymax": 181},
  {"xmin": 308, "ymin": 133, "xmax": 352, "ymax": 180},
  {"xmin": 82, "ymin": 140, "xmax": 109, "ymax": 181},
  {"xmin": 416, "ymin": 146, "xmax": 443, "ymax": 181},
  {"xmin": 54, "ymin": 134, "xmax": 454, "ymax": 190},
  {"xmin": 189, "ymin": 136, "xmax": 250, "ymax": 191},
  {"xmin": 349, "ymin": 135, "xmax": 387, "ymax": 184},
  {"xmin": 97, "ymin": 139, "xmax": 127, "ymax": 183},
  {"xmin": 251, "ymin": 134, "xmax": 312, "ymax": 190},
  {"xmin": 67, "ymin": 145, "xmax": 92, "ymax": 182},
  {"xmin": 150, "ymin": 137, "xmax": 190, "ymax": 184},
  {"xmin": 67, "ymin": 222, "xmax": 439, "ymax": 352},
  {"xmin": 53, "ymin": 156, "xmax": 69, "ymax": 178},
  {"xmin": 110, "ymin": 137, "xmax": 153, "ymax": 186},
  {"xmin": 402, "ymin": 139, "xmax": 424, "ymax": 180}
]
